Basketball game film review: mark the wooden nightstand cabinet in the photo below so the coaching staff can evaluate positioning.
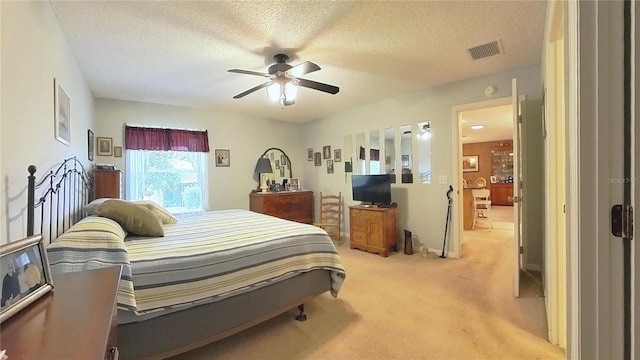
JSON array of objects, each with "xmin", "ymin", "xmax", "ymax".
[
  {"xmin": 0, "ymin": 266, "xmax": 122, "ymax": 360},
  {"xmin": 94, "ymin": 169, "xmax": 123, "ymax": 199},
  {"xmin": 249, "ymin": 191, "xmax": 314, "ymax": 224},
  {"xmin": 349, "ymin": 204, "xmax": 397, "ymax": 257}
]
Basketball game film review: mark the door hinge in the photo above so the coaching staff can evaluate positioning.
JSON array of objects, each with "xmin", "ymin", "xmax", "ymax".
[
  {"xmin": 519, "ymin": 246, "xmax": 524, "ymax": 254},
  {"xmin": 518, "ymin": 115, "xmax": 523, "ymax": 123},
  {"xmin": 611, "ymin": 204, "xmax": 634, "ymax": 239}
]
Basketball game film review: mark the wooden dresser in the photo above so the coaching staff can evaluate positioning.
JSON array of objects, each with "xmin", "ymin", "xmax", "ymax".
[
  {"xmin": 94, "ymin": 169, "xmax": 123, "ymax": 199},
  {"xmin": 349, "ymin": 204, "xmax": 397, "ymax": 257},
  {"xmin": 249, "ymin": 190, "xmax": 314, "ymax": 224},
  {"xmin": 0, "ymin": 266, "xmax": 121, "ymax": 360}
]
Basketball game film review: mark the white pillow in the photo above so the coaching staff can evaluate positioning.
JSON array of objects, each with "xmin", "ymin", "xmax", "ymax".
[{"xmin": 132, "ymin": 200, "xmax": 178, "ymax": 224}]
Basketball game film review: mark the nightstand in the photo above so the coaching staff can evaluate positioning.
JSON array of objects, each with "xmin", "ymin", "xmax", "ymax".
[{"xmin": 0, "ymin": 266, "xmax": 122, "ymax": 359}]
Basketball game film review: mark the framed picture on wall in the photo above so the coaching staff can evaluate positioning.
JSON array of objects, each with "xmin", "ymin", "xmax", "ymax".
[
  {"xmin": 307, "ymin": 148, "xmax": 313, "ymax": 161},
  {"xmin": 215, "ymin": 149, "xmax": 230, "ymax": 167},
  {"xmin": 462, "ymin": 155, "xmax": 479, "ymax": 172},
  {"xmin": 314, "ymin": 152, "xmax": 321, "ymax": 166},
  {"xmin": 54, "ymin": 79, "xmax": 71, "ymax": 146},
  {"xmin": 334, "ymin": 149, "xmax": 342, "ymax": 162},
  {"xmin": 87, "ymin": 130, "xmax": 94, "ymax": 161},
  {"xmin": 96, "ymin": 137, "xmax": 112, "ymax": 156}
]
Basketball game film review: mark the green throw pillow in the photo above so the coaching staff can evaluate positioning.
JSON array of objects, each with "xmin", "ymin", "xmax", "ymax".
[{"xmin": 95, "ymin": 199, "xmax": 164, "ymax": 237}]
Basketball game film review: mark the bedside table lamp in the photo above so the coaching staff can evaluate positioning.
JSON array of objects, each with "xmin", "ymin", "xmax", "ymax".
[{"xmin": 254, "ymin": 157, "xmax": 273, "ymax": 192}]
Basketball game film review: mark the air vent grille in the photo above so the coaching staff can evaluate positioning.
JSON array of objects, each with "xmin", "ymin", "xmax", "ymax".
[{"xmin": 467, "ymin": 40, "xmax": 503, "ymax": 60}]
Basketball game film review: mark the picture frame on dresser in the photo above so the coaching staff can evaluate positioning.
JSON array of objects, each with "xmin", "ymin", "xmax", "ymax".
[{"xmin": 0, "ymin": 234, "xmax": 54, "ymax": 324}]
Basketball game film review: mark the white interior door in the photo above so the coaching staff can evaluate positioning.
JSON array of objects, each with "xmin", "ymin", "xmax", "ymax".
[{"xmin": 512, "ymin": 78, "xmax": 522, "ymax": 298}]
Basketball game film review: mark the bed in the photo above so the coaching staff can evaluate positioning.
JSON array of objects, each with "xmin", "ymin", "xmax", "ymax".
[{"xmin": 26, "ymin": 158, "xmax": 346, "ymax": 359}]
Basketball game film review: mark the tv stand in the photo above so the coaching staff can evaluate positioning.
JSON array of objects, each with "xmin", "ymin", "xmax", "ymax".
[{"xmin": 349, "ymin": 204, "xmax": 397, "ymax": 257}]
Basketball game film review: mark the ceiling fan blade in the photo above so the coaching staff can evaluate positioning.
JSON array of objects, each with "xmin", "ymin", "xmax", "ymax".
[
  {"xmin": 228, "ymin": 69, "xmax": 271, "ymax": 77},
  {"xmin": 232, "ymin": 81, "xmax": 271, "ymax": 99},
  {"xmin": 297, "ymin": 78, "xmax": 339, "ymax": 95},
  {"xmin": 287, "ymin": 61, "xmax": 321, "ymax": 77}
]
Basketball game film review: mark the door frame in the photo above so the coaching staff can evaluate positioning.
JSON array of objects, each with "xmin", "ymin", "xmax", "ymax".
[{"xmin": 451, "ymin": 95, "xmax": 523, "ymax": 261}]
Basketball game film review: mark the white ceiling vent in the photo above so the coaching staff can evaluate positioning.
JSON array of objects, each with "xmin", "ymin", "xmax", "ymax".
[{"xmin": 467, "ymin": 40, "xmax": 504, "ymax": 60}]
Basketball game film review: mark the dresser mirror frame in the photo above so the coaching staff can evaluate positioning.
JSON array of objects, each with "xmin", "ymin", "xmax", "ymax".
[{"xmin": 260, "ymin": 147, "xmax": 292, "ymax": 186}]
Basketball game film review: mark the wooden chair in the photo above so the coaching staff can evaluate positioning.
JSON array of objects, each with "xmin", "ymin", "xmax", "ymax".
[
  {"xmin": 313, "ymin": 192, "xmax": 343, "ymax": 244},
  {"xmin": 471, "ymin": 188, "xmax": 493, "ymax": 230},
  {"xmin": 474, "ymin": 177, "xmax": 487, "ymax": 187}
]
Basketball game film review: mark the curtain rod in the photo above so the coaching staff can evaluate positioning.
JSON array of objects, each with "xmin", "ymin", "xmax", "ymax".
[{"xmin": 124, "ymin": 124, "xmax": 207, "ymax": 132}]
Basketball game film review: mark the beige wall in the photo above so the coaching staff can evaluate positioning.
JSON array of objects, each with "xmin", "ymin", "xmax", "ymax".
[
  {"xmin": 1, "ymin": 2, "xmax": 95, "ymax": 244},
  {"xmin": 94, "ymin": 98, "xmax": 305, "ymax": 211},
  {"xmin": 462, "ymin": 140, "xmax": 513, "ymax": 188},
  {"xmin": 301, "ymin": 65, "xmax": 542, "ymax": 256}
]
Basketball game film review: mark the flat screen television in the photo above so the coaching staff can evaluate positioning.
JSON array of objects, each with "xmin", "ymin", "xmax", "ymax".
[{"xmin": 351, "ymin": 174, "xmax": 392, "ymax": 206}]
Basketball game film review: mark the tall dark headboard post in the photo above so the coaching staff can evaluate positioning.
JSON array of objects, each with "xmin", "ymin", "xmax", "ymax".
[{"xmin": 27, "ymin": 165, "xmax": 36, "ymax": 236}]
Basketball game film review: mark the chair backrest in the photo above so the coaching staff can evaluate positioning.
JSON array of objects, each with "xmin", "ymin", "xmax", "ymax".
[
  {"xmin": 472, "ymin": 188, "xmax": 490, "ymax": 200},
  {"xmin": 462, "ymin": 178, "xmax": 468, "ymax": 186},
  {"xmin": 318, "ymin": 192, "xmax": 342, "ymax": 224},
  {"xmin": 474, "ymin": 177, "xmax": 487, "ymax": 187}
]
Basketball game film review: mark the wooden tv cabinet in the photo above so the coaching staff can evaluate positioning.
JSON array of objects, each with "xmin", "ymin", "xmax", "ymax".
[
  {"xmin": 0, "ymin": 266, "xmax": 122, "ymax": 359},
  {"xmin": 249, "ymin": 190, "xmax": 314, "ymax": 224},
  {"xmin": 349, "ymin": 204, "xmax": 397, "ymax": 257}
]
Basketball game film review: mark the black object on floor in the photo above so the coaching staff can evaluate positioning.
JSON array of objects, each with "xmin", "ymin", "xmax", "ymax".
[{"xmin": 440, "ymin": 185, "xmax": 454, "ymax": 258}]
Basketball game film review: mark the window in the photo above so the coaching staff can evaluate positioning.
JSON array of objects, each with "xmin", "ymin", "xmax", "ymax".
[
  {"xmin": 127, "ymin": 150, "xmax": 208, "ymax": 213},
  {"xmin": 124, "ymin": 125, "xmax": 210, "ymax": 214}
]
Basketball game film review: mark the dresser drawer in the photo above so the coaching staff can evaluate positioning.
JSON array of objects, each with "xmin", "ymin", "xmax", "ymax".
[{"xmin": 351, "ymin": 208, "xmax": 383, "ymax": 221}]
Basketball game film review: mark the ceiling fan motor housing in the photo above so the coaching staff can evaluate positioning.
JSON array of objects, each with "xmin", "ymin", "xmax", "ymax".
[{"xmin": 268, "ymin": 54, "xmax": 292, "ymax": 74}]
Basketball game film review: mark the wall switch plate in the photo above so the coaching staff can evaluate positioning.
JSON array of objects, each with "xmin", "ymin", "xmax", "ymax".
[{"xmin": 439, "ymin": 175, "xmax": 448, "ymax": 184}]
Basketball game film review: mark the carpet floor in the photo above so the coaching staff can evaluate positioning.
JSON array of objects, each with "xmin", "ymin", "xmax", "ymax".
[{"xmin": 172, "ymin": 224, "xmax": 565, "ymax": 360}]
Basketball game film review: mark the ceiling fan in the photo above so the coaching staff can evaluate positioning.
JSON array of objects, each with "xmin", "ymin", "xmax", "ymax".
[{"xmin": 228, "ymin": 54, "xmax": 339, "ymax": 107}]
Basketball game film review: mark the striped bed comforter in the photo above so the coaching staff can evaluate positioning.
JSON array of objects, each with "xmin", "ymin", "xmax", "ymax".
[{"xmin": 48, "ymin": 209, "xmax": 345, "ymax": 316}]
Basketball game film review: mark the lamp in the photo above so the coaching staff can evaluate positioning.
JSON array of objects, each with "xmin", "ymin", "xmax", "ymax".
[
  {"xmin": 266, "ymin": 74, "xmax": 299, "ymax": 108},
  {"xmin": 254, "ymin": 157, "xmax": 273, "ymax": 192}
]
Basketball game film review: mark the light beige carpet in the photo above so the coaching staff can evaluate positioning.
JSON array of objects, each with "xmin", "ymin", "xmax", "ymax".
[{"xmin": 172, "ymin": 228, "xmax": 565, "ymax": 360}]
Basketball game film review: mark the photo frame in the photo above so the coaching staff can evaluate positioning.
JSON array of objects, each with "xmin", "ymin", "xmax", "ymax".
[
  {"xmin": 113, "ymin": 146, "xmax": 122, "ymax": 158},
  {"xmin": 0, "ymin": 235, "xmax": 54, "ymax": 324},
  {"xmin": 87, "ymin": 129, "xmax": 94, "ymax": 161},
  {"xmin": 490, "ymin": 175, "xmax": 498, "ymax": 184},
  {"xmin": 327, "ymin": 159, "xmax": 334, "ymax": 174},
  {"xmin": 307, "ymin": 148, "xmax": 313, "ymax": 161},
  {"xmin": 54, "ymin": 79, "xmax": 71, "ymax": 145},
  {"xmin": 96, "ymin": 137, "xmax": 113, "ymax": 156},
  {"xmin": 334, "ymin": 149, "xmax": 342, "ymax": 162},
  {"xmin": 215, "ymin": 149, "xmax": 230, "ymax": 167},
  {"xmin": 314, "ymin": 152, "xmax": 321, "ymax": 166},
  {"xmin": 462, "ymin": 155, "xmax": 479, "ymax": 172},
  {"xmin": 288, "ymin": 178, "xmax": 300, "ymax": 191},
  {"xmin": 323, "ymin": 145, "xmax": 332, "ymax": 159}
]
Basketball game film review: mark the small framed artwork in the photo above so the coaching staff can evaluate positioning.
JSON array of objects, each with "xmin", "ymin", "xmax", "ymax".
[
  {"xmin": 323, "ymin": 145, "xmax": 332, "ymax": 159},
  {"xmin": 327, "ymin": 159, "xmax": 334, "ymax": 174},
  {"xmin": 314, "ymin": 152, "xmax": 322, "ymax": 166},
  {"xmin": 113, "ymin": 146, "xmax": 122, "ymax": 158},
  {"xmin": 0, "ymin": 234, "xmax": 54, "ymax": 324},
  {"xmin": 96, "ymin": 137, "xmax": 113, "ymax": 156},
  {"xmin": 289, "ymin": 178, "xmax": 300, "ymax": 191},
  {"xmin": 490, "ymin": 175, "xmax": 498, "ymax": 184},
  {"xmin": 462, "ymin": 155, "xmax": 479, "ymax": 172},
  {"xmin": 334, "ymin": 149, "xmax": 342, "ymax": 162},
  {"xmin": 87, "ymin": 129, "xmax": 94, "ymax": 161},
  {"xmin": 307, "ymin": 148, "xmax": 313, "ymax": 161},
  {"xmin": 215, "ymin": 149, "xmax": 230, "ymax": 167},
  {"xmin": 280, "ymin": 155, "xmax": 287, "ymax": 167},
  {"xmin": 54, "ymin": 78, "xmax": 71, "ymax": 146}
]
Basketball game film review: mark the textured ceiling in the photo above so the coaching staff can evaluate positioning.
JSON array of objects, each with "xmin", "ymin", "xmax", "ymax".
[{"xmin": 50, "ymin": 1, "xmax": 546, "ymax": 124}]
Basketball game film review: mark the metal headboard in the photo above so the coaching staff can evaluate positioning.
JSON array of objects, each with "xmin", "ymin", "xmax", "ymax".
[{"xmin": 27, "ymin": 157, "xmax": 92, "ymax": 243}]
